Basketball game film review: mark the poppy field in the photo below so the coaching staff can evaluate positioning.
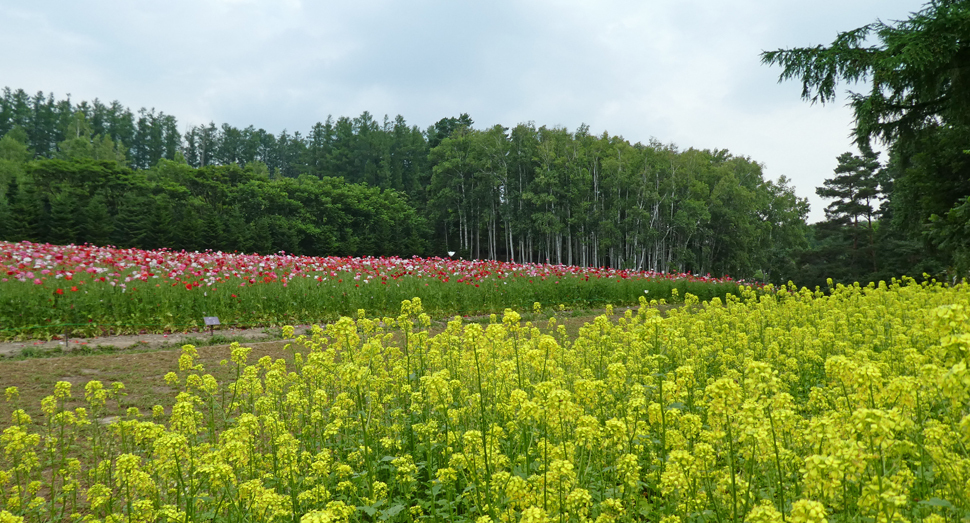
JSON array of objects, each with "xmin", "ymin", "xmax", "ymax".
[
  {"xmin": 0, "ymin": 241, "xmax": 736, "ymax": 341},
  {"xmin": 1, "ymin": 278, "xmax": 968, "ymax": 522}
]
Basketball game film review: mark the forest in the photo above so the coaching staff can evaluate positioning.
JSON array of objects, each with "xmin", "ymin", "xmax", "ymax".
[
  {"xmin": 0, "ymin": 89, "xmax": 811, "ymax": 282},
  {"xmin": 3, "ymin": 0, "xmax": 968, "ymax": 296}
]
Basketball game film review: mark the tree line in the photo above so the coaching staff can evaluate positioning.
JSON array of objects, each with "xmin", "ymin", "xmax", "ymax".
[
  {"xmin": 0, "ymin": 88, "xmax": 815, "ymax": 281},
  {"xmin": 0, "ymin": 150, "xmax": 427, "ymax": 258}
]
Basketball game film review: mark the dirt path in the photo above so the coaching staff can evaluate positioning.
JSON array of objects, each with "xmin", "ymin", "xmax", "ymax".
[{"xmin": 0, "ymin": 326, "xmax": 315, "ymax": 358}]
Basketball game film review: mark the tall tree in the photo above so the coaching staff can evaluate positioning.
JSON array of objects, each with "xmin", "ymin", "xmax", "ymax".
[
  {"xmin": 113, "ymin": 191, "xmax": 152, "ymax": 247},
  {"xmin": 46, "ymin": 186, "xmax": 82, "ymax": 245},
  {"xmin": 305, "ymin": 118, "xmax": 334, "ymax": 177},
  {"xmin": 763, "ymin": 0, "xmax": 970, "ymax": 276},
  {"xmin": 82, "ymin": 193, "xmax": 114, "ymax": 246},
  {"xmin": 0, "ymin": 190, "xmax": 10, "ymax": 240},
  {"xmin": 756, "ymin": 176, "xmax": 810, "ymax": 279},
  {"xmin": 56, "ymin": 111, "xmax": 127, "ymax": 164},
  {"xmin": 427, "ymin": 113, "xmax": 474, "ymax": 149},
  {"xmin": 0, "ymin": 127, "xmax": 30, "ymax": 190},
  {"xmin": 429, "ymin": 125, "xmax": 480, "ymax": 257},
  {"xmin": 762, "ymin": 1, "xmax": 970, "ymax": 144},
  {"xmin": 8, "ymin": 176, "xmax": 41, "ymax": 241},
  {"xmin": 816, "ymin": 145, "xmax": 882, "ymax": 271}
]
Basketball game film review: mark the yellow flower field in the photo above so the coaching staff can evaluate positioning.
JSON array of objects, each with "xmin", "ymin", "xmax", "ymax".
[{"xmin": 2, "ymin": 279, "xmax": 969, "ymax": 522}]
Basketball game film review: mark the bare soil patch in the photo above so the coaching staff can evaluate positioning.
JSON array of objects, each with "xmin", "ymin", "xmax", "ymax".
[{"xmin": 0, "ymin": 325, "xmax": 313, "ymax": 358}]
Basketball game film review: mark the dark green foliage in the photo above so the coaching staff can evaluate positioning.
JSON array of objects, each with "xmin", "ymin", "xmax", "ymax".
[
  {"xmin": 0, "ymin": 155, "xmax": 430, "ymax": 258},
  {"xmin": 113, "ymin": 191, "xmax": 152, "ymax": 248},
  {"xmin": 149, "ymin": 194, "xmax": 176, "ymax": 249},
  {"xmin": 201, "ymin": 210, "xmax": 227, "ymax": 252},
  {"xmin": 176, "ymin": 205, "xmax": 204, "ymax": 252},
  {"xmin": 427, "ymin": 113, "xmax": 474, "ymax": 148},
  {"xmin": 9, "ymin": 177, "xmax": 41, "ymax": 241},
  {"xmin": 762, "ymin": 1, "xmax": 970, "ymax": 145},
  {"xmin": 765, "ymin": 0, "xmax": 970, "ymax": 280},
  {"xmin": 224, "ymin": 208, "xmax": 254, "ymax": 254},
  {"xmin": 46, "ymin": 186, "xmax": 81, "ymax": 245},
  {"xmin": 0, "ymin": 189, "xmax": 11, "ymax": 240},
  {"xmin": 251, "ymin": 217, "xmax": 273, "ymax": 255},
  {"xmin": 813, "ymin": 145, "xmax": 883, "ymax": 276},
  {"xmin": 82, "ymin": 193, "xmax": 114, "ymax": 246}
]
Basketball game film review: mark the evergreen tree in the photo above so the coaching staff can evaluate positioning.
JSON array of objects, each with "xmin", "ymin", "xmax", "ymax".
[
  {"xmin": 763, "ymin": 0, "xmax": 970, "ymax": 275},
  {"xmin": 225, "ymin": 208, "xmax": 254, "ymax": 253},
  {"xmin": 113, "ymin": 192, "xmax": 151, "ymax": 247},
  {"xmin": 0, "ymin": 128, "xmax": 30, "ymax": 190},
  {"xmin": 0, "ymin": 189, "xmax": 11, "ymax": 240},
  {"xmin": 201, "ymin": 210, "xmax": 226, "ymax": 251},
  {"xmin": 148, "ymin": 194, "xmax": 175, "ymax": 249},
  {"xmin": 47, "ymin": 187, "xmax": 81, "ymax": 245},
  {"xmin": 427, "ymin": 113, "xmax": 474, "ymax": 148},
  {"xmin": 816, "ymin": 145, "xmax": 882, "ymax": 272},
  {"xmin": 305, "ymin": 118, "xmax": 334, "ymax": 177},
  {"xmin": 177, "ymin": 205, "xmax": 204, "ymax": 252},
  {"xmin": 251, "ymin": 217, "xmax": 273, "ymax": 254},
  {"xmin": 9, "ymin": 177, "xmax": 41, "ymax": 241},
  {"xmin": 83, "ymin": 193, "xmax": 114, "ymax": 246}
]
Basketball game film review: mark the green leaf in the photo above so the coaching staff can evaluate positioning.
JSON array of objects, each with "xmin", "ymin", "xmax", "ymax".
[{"xmin": 380, "ymin": 504, "xmax": 405, "ymax": 520}]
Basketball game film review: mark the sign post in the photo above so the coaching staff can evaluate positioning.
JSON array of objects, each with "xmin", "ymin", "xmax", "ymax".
[{"xmin": 203, "ymin": 316, "xmax": 220, "ymax": 336}]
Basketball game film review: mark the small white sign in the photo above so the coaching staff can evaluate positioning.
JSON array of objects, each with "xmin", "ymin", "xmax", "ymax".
[{"xmin": 203, "ymin": 316, "xmax": 220, "ymax": 326}]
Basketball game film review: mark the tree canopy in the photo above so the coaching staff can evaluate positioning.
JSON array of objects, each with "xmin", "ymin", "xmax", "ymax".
[
  {"xmin": 762, "ymin": 1, "xmax": 970, "ymax": 145},
  {"xmin": 764, "ymin": 0, "xmax": 970, "ymax": 279}
]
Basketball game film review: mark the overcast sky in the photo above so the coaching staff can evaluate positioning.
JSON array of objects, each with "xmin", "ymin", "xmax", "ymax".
[{"xmin": 1, "ymin": 0, "xmax": 924, "ymax": 222}]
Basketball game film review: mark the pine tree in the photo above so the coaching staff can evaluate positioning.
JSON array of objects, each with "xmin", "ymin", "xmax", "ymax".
[
  {"xmin": 83, "ymin": 193, "xmax": 114, "ymax": 246},
  {"xmin": 763, "ymin": 1, "xmax": 970, "ymax": 274},
  {"xmin": 113, "ymin": 192, "xmax": 151, "ymax": 247},
  {"xmin": 201, "ymin": 211, "xmax": 226, "ymax": 252},
  {"xmin": 225, "ymin": 208, "xmax": 254, "ymax": 253},
  {"xmin": 252, "ymin": 217, "xmax": 273, "ymax": 254},
  {"xmin": 148, "ymin": 194, "xmax": 175, "ymax": 249},
  {"xmin": 9, "ymin": 177, "xmax": 41, "ymax": 241},
  {"xmin": 176, "ymin": 205, "xmax": 204, "ymax": 252},
  {"xmin": 47, "ymin": 188, "xmax": 81, "ymax": 245},
  {"xmin": 816, "ymin": 144, "xmax": 882, "ymax": 271},
  {"xmin": 0, "ymin": 188, "xmax": 11, "ymax": 240}
]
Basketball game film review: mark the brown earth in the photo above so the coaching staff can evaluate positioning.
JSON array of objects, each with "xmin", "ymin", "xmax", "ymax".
[
  {"xmin": 0, "ymin": 325, "xmax": 314, "ymax": 358},
  {"xmin": 0, "ymin": 305, "xmax": 655, "ymax": 359}
]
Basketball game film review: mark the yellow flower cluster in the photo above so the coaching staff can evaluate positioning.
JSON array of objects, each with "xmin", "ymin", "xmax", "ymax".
[{"xmin": 1, "ymin": 282, "xmax": 969, "ymax": 522}]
